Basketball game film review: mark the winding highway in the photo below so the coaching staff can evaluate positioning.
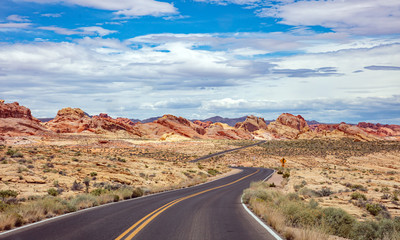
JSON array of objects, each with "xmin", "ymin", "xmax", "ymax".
[{"xmin": 0, "ymin": 167, "xmax": 276, "ymax": 240}]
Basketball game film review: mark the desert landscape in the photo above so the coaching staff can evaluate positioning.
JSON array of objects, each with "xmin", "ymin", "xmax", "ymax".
[{"xmin": 1, "ymin": 100, "xmax": 400, "ymax": 239}]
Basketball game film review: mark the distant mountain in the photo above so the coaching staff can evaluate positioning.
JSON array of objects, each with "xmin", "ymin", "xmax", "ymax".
[
  {"xmin": 131, "ymin": 116, "xmax": 162, "ymax": 124},
  {"xmin": 38, "ymin": 118, "xmax": 53, "ymax": 122},
  {"xmin": 306, "ymin": 120, "xmax": 320, "ymax": 125},
  {"xmin": 192, "ymin": 116, "xmax": 246, "ymax": 126},
  {"xmin": 130, "ymin": 118, "xmax": 141, "ymax": 123}
]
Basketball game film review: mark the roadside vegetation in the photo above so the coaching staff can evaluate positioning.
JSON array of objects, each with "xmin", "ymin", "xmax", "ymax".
[
  {"xmin": 259, "ymin": 139, "xmax": 400, "ymax": 159},
  {"xmin": 243, "ymin": 181, "xmax": 400, "ymax": 240},
  {"xmin": 0, "ymin": 185, "xmax": 144, "ymax": 231}
]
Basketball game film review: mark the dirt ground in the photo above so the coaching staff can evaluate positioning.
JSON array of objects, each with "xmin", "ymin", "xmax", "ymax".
[{"xmin": 1, "ymin": 136, "xmax": 399, "ymax": 221}]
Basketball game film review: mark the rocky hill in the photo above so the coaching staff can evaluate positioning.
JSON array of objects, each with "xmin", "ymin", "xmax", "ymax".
[
  {"xmin": 0, "ymin": 100, "xmax": 51, "ymax": 137},
  {"xmin": 1, "ymin": 101, "xmax": 399, "ymax": 141}
]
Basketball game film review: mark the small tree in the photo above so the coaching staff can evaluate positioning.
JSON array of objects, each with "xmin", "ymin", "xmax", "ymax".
[{"xmin": 83, "ymin": 177, "xmax": 90, "ymax": 193}]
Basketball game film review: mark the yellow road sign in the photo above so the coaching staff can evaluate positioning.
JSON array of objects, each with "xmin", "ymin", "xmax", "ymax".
[{"xmin": 280, "ymin": 158, "xmax": 286, "ymax": 167}]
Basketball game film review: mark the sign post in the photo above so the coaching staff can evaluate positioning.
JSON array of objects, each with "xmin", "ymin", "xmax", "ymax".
[{"xmin": 280, "ymin": 157, "xmax": 286, "ymax": 168}]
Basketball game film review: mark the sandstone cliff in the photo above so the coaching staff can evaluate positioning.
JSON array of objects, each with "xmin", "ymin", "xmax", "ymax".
[
  {"xmin": 235, "ymin": 115, "xmax": 268, "ymax": 132},
  {"xmin": 0, "ymin": 101, "xmax": 50, "ymax": 136},
  {"xmin": 267, "ymin": 113, "xmax": 309, "ymax": 139}
]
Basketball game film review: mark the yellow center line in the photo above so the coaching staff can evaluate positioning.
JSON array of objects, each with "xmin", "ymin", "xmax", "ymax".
[{"xmin": 116, "ymin": 169, "xmax": 260, "ymax": 240}]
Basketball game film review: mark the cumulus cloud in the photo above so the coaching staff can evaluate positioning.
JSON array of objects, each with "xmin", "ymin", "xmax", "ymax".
[
  {"xmin": 200, "ymin": 96, "xmax": 400, "ymax": 124},
  {"xmin": 0, "ymin": 32, "xmax": 399, "ymax": 122},
  {"xmin": 257, "ymin": 0, "xmax": 400, "ymax": 35},
  {"xmin": 20, "ymin": 0, "xmax": 178, "ymax": 17}
]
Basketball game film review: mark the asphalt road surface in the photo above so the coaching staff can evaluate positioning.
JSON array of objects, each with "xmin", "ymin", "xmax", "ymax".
[{"xmin": 0, "ymin": 167, "xmax": 276, "ymax": 240}]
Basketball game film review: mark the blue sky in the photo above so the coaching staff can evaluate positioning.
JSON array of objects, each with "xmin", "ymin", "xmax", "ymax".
[{"xmin": 0, "ymin": 0, "xmax": 399, "ymax": 123}]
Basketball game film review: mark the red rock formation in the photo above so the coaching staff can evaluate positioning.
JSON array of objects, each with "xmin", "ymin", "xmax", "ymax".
[
  {"xmin": 46, "ymin": 108, "xmax": 141, "ymax": 136},
  {"xmin": 310, "ymin": 122, "xmax": 379, "ymax": 141},
  {"xmin": 267, "ymin": 113, "xmax": 309, "ymax": 139},
  {"xmin": 116, "ymin": 117, "xmax": 136, "ymax": 126},
  {"xmin": 0, "ymin": 101, "xmax": 51, "ymax": 136},
  {"xmin": 235, "ymin": 115, "xmax": 267, "ymax": 132},
  {"xmin": 154, "ymin": 115, "xmax": 206, "ymax": 138},
  {"xmin": 205, "ymin": 123, "xmax": 253, "ymax": 140},
  {"xmin": 45, "ymin": 108, "xmax": 91, "ymax": 133},
  {"xmin": 193, "ymin": 120, "xmax": 212, "ymax": 128},
  {"xmin": 276, "ymin": 113, "xmax": 308, "ymax": 131},
  {"xmin": 357, "ymin": 122, "xmax": 400, "ymax": 137}
]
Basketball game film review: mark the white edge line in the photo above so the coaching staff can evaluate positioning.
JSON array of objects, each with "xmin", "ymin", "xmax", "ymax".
[
  {"xmin": 241, "ymin": 170, "xmax": 283, "ymax": 240},
  {"xmin": 0, "ymin": 168, "xmax": 246, "ymax": 236}
]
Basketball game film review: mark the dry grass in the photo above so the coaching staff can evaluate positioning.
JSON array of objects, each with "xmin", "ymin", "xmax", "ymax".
[{"xmin": 244, "ymin": 181, "xmax": 400, "ymax": 240}]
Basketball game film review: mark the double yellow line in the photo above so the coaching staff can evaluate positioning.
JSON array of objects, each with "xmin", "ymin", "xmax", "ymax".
[{"xmin": 115, "ymin": 169, "xmax": 260, "ymax": 240}]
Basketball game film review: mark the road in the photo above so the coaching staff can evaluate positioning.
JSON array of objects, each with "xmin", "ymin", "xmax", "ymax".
[{"xmin": 0, "ymin": 167, "xmax": 276, "ymax": 240}]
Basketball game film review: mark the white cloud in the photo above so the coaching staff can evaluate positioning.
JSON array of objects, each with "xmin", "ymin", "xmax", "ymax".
[
  {"xmin": 0, "ymin": 32, "xmax": 399, "ymax": 122},
  {"xmin": 38, "ymin": 26, "xmax": 117, "ymax": 36},
  {"xmin": 78, "ymin": 26, "xmax": 117, "ymax": 36},
  {"xmin": 6, "ymin": 15, "xmax": 30, "ymax": 22},
  {"xmin": 257, "ymin": 0, "xmax": 400, "ymax": 35},
  {"xmin": 38, "ymin": 26, "xmax": 81, "ymax": 35},
  {"xmin": 41, "ymin": 13, "xmax": 63, "ymax": 18},
  {"xmin": 0, "ymin": 22, "xmax": 32, "ymax": 29},
  {"xmin": 20, "ymin": 0, "xmax": 178, "ymax": 17},
  {"xmin": 193, "ymin": 0, "xmax": 260, "ymax": 6}
]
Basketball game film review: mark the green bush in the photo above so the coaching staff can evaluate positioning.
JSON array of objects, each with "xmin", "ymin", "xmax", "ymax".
[
  {"xmin": 91, "ymin": 188, "xmax": 107, "ymax": 196},
  {"xmin": 322, "ymin": 207, "xmax": 355, "ymax": 238},
  {"xmin": 351, "ymin": 192, "xmax": 367, "ymax": 201},
  {"xmin": 47, "ymin": 188, "xmax": 59, "ymax": 196},
  {"xmin": 0, "ymin": 190, "xmax": 18, "ymax": 200},
  {"xmin": 282, "ymin": 172, "xmax": 290, "ymax": 178},
  {"xmin": 366, "ymin": 203, "xmax": 382, "ymax": 216},
  {"xmin": 207, "ymin": 168, "xmax": 220, "ymax": 176},
  {"xmin": 131, "ymin": 188, "xmax": 144, "ymax": 198},
  {"xmin": 113, "ymin": 195, "xmax": 120, "ymax": 202},
  {"xmin": 351, "ymin": 221, "xmax": 380, "ymax": 240}
]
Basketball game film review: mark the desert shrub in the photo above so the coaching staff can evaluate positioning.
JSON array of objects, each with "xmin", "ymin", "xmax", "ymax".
[
  {"xmin": 381, "ymin": 193, "xmax": 391, "ymax": 200},
  {"xmin": 298, "ymin": 187, "xmax": 320, "ymax": 197},
  {"xmin": 11, "ymin": 152, "xmax": 24, "ymax": 158},
  {"xmin": 322, "ymin": 207, "xmax": 355, "ymax": 238},
  {"xmin": 90, "ymin": 172, "xmax": 97, "ymax": 177},
  {"xmin": 351, "ymin": 192, "xmax": 367, "ymax": 200},
  {"xmin": 287, "ymin": 193, "xmax": 300, "ymax": 201},
  {"xmin": 113, "ymin": 195, "xmax": 120, "ymax": 202},
  {"xmin": 269, "ymin": 182, "xmax": 276, "ymax": 187},
  {"xmin": 317, "ymin": 187, "xmax": 334, "ymax": 197},
  {"xmin": 366, "ymin": 203, "xmax": 382, "ymax": 216},
  {"xmin": 71, "ymin": 180, "xmax": 83, "ymax": 191},
  {"xmin": 282, "ymin": 172, "xmax": 290, "ymax": 178},
  {"xmin": 0, "ymin": 190, "xmax": 18, "ymax": 201},
  {"xmin": 131, "ymin": 188, "xmax": 144, "ymax": 198},
  {"xmin": 283, "ymin": 201, "xmax": 323, "ymax": 227},
  {"xmin": 0, "ymin": 201, "xmax": 8, "ymax": 211},
  {"xmin": 91, "ymin": 188, "xmax": 108, "ymax": 196},
  {"xmin": 351, "ymin": 221, "xmax": 380, "ymax": 240},
  {"xmin": 69, "ymin": 195, "xmax": 98, "ymax": 210},
  {"xmin": 207, "ymin": 168, "xmax": 220, "ymax": 176},
  {"xmin": 309, "ymin": 198, "xmax": 319, "ymax": 208},
  {"xmin": 6, "ymin": 148, "xmax": 16, "ymax": 156},
  {"xmin": 47, "ymin": 188, "xmax": 58, "ymax": 197}
]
